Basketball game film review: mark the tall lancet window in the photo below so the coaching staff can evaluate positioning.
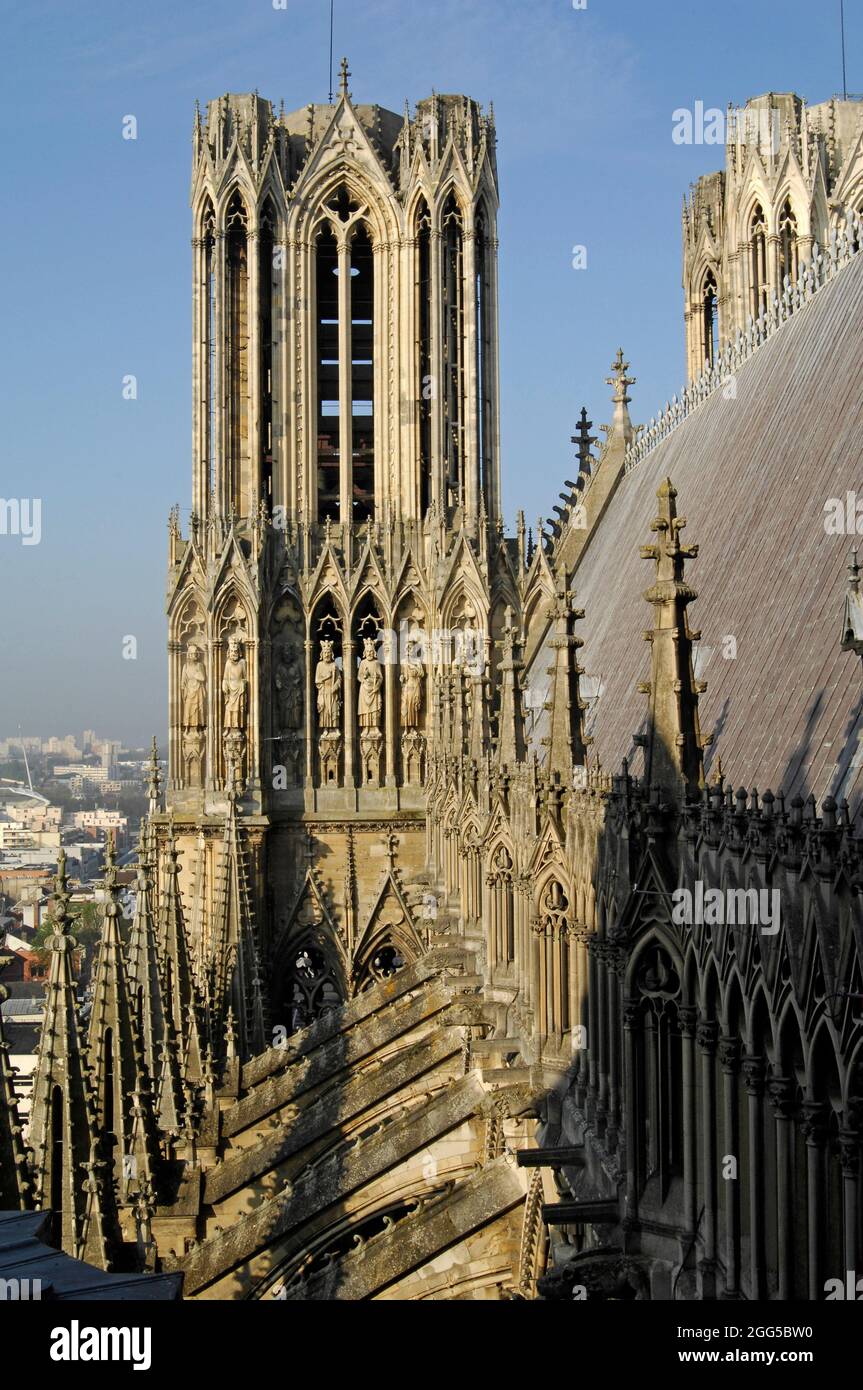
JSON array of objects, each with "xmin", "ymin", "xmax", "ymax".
[
  {"xmin": 475, "ymin": 209, "xmax": 492, "ymax": 507},
  {"xmin": 701, "ymin": 269, "xmax": 718, "ymax": 368},
  {"xmin": 441, "ymin": 193, "xmax": 464, "ymax": 511},
  {"xmin": 750, "ymin": 203, "xmax": 768, "ymax": 318},
  {"xmin": 203, "ymin": 204, "xmax": 216, "ymax": 505},
  {"xmin": 316, "ymin": 224, "xmax": 340, "ymax": 522},
  {"xmin": 778, "ymin": 198, "xmax": 798, "ymax": 288},
  {"xmin": 226, "ymin": 193, "xmax": 250, "ymax": 507},
  {"xmin": 259, "ymin": 203, "xmax": 276, "ymax": 509},
  {"xmin": 350, "ymin": 225, "xmax": 374, "ymax": 522},
  {"xmin": 416, "ymin": 200, "xmax": 432, "ymax": 515}
]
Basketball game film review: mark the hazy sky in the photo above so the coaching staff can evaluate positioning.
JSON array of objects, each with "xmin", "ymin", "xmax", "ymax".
[{"xmin": 0, "ymin": 0, "xmax": 857, "ymax": 744}]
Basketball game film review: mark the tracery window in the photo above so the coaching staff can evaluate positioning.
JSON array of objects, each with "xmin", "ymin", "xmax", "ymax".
[
  {"xmin": 441, "ymin": 193, "xmax": 464, "ymax": 512},
  {"xmin": 226, "ymin": 193, "xmax": 250, "ymax": 501},
  {"xmin": 314, "ymin": 190, "xmax": 375, "ymax": 524},
  {"xmin": 750, "ymin": 203, "xmax": 768, "ymax": 318},
  {"xmin": 701, "ymin": 270, "xmax": 718, "ymax": 368},
  {"xmin": 282, "ymin": 943, "xmax": 342, "ymax": 1034},
  {"xmin": 778, "ymin": 198, "xmax": 798, "ymax": 288}
]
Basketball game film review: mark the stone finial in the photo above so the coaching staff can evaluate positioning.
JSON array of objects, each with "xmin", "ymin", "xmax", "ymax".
[
  {"xmin": 146, "ymin": 737, "xmax": 162, "ymax": 816},
  {"xmin": 605, "ymin": 350, "xmax": 637, "ymax": 448},
  {"xmin": 542, "ymin": 585, "xmax": 592, "ymax": 783},
  {"xmin": 497, "ymin": 606, "xmax": 527, "ymax": 769},
  {"xmin": 571, "ymin": 407, "xmax": 597, "ymax": 477},
  {"xmin": 339, "ymin": 57, "xmax": 352, "ymax": 100},
  {"xmin": 639, "ymin": 477, "xmax": 707, "ymax": 799},
  {"xmin": 841, "ymin": 548, "xmax": 863, "ymax": 661}
]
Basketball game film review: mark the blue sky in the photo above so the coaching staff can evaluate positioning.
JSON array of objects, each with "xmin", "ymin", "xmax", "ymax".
[{"xmin": 0, "ymin": 0, "xmax": 858, "ymax": 744}]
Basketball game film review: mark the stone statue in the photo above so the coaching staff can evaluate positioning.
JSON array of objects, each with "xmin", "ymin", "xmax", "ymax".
[
  {"xmin": 275, "ymin": 646, "xmax": 302, "ymax": 730},
  {"xmin": 316, "ymin": 639, "xmax": 342, "ymax": 729},
  {"xmin": 400, "ymin": 659, "xmax": 423, "ymax": 728},
  {"xmin": 357, "ymin": 637, "xmax": 383, "ymax": 729},
  {"xmin": 181, "ymin": 643, "xmax": 206, "ymax": 728},
  {"xmin": 222, "ymin": 637, "xmax": 248, "ymax": 729}
]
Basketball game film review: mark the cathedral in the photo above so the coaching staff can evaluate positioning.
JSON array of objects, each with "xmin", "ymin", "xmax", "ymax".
[{"xmin": 3, "ymin": 73, "xmax": 863, "ymax": 1302}]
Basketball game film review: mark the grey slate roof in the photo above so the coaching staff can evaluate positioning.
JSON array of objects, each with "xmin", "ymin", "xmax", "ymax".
[{"xmin": 569, "ymin": 250, "xmax": 863, "ymax": 809}]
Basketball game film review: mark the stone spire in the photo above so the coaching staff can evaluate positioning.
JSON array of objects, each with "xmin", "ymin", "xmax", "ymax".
[
  {"xmin": 497, "ymin": 605, "xmax": 527, "ymax": 769},
  {"xmin": 639, "ymin": 477, "xmax": 708, "ymax": 798},
  {"xmin": 210, "ymin": 795, "xmax": 268, "ymax": 1059},
  {"xmin": 571, "ymin": 407, "xmax": 597, "ymax": 479},
  {"xmin": 841, "ymin": 548, "xmax": 863, "ymax": 661},
  {"xmin": 147, "ymin": 736, "xmax": 162, "ymax": 819},
  {"xmin": 0, "ymin": 958, "xmax": 31, "ymax": 1209},
  {"xmin": 28, "ymin": 851, "xmax": 120, "ymax": 1267},
  {"xmin": 158, "ymin": 827, "xmax": 195, "ymax": 1040},
  {"xmin": 87, "ymin": 836, "xmax": 161, "ymax": 1203},
  {"xmin": 543, "ymin": 586, "xmax": 592, "ymax": 782},
  {"xmin": 126, "ymin": 827, "xmax": 167, "ymax": 1084},
  {"xmin": 605, "ymin": 349, "xmax": 636, "ymax": 448}
]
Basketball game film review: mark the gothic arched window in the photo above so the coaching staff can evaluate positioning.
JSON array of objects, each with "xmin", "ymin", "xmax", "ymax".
[
  {"xmin": 538, "ymin": 878, "xmax": 571, "ymax": 1037},
  {"xmin": 316, "ymin": 222, "xmax": 340, "ymax": 522},
  {"xmin": 225, "ymin": 193, "xmax": 250, "ymax": 502},
  {"xmin": 349, "ymin": 223, "xmax": 375, "ymax": 523},
  {"xmin": 259, "ymin": 200, "xmax": 278, "ymax": 509},
  {"xmin": 778, "ymin": 198, "xmax": 798, "ymax": 289},
  {"xmin": 701, "ymin": 270, "xmax": 718, "ymax": 368},
  {"xmin": 281, "ymin": 943, "xmax": 342, "ymax": 1034},
  {"xmin": 415, "ymin": 199, "xmax": 432, "ymax": 515},
  {"xmin": 441, "ymin": 192, "xmax": 464, "ymax": 512},
  {"xmin": 475, "ymin": 208, "xmax": 493, "ymax": 507},
  {"xmin": 750, "ymin": 203, "xmax": 768, "ymax": 318}
]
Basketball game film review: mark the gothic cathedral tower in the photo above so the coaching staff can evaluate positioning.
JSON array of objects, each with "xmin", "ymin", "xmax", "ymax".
[{"xmin": 162, "ymin": 67, "xmax": 511, "ymax": 1041}]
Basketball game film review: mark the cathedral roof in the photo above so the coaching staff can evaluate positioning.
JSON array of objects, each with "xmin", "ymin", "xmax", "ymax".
[{"xmin": 567, "ymin": 249, "xmax": 863, "ymax": 809}]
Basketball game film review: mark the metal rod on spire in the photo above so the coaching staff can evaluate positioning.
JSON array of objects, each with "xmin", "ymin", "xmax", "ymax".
[
  {"xmin": 328, "ymin": 0, "xmax": 335, "ymax": 104},
  {"xmin": 841, "ymin": 0, "xmax": 848, "ymax": 100}
]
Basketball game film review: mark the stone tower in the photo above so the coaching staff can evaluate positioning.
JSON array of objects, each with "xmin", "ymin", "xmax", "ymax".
[
  {"xmin": 162, "ymin": 66, "xmax": 509, "ymax": 1038},
  {"xmin": 682, "ymin": 92, "xmax": 863, "ymax": 382}
]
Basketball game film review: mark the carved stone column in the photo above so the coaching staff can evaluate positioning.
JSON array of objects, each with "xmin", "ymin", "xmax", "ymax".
[
  {"xmin": 801, "ymin": 1101, "xmax": 829, "ymax": 1302},
  {"xmin": 697, "ymin": 1020, "xmax": 719, "ymax": 1295},
  {"xmin": 680, "ymin": 1006, "xmax": 698, "ymax": 1237},
  {"xmin": 622, "ymin": 998, "xmax": 641, "ymax": 1222},
  {"xmin": 719, "ymin": 1035, "xmax": 742, "ymax": 1297},
  {"xmin": 743, "ymin": 1054, "xmax": 767, "ymax": 1299},
  {"xmin": 304, "ymin": 638, "xmax": 314, "ymax": 788},
  {"xmin": 840, "ymin": 1118, "xmax": 861, "ymax": 1279},
  {"xmin": 768, "ymin": 1076, "xmax": 797, "ymax": 1300},
  {"xmin": 343, "ymin": 638, "xmax": 355, "ymax": 789}
]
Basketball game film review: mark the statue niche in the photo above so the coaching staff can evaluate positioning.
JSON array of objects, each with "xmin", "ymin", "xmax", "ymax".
[
  {"xmin": 274, "ymin": 644, "xmax": 303, "ymax": 787},
  {"xmin": 316, "ymin": 638, "xmax": 343, "ymax": 785},
  {"xmin": 357, "ymin": 636, "xmax": 384, "ymax": 785},
  {"xmin": 399, "ymin": 624, "xmax": 426, "ymax": 784},
  {"xmin": 180, "ymin": 641, "xmax": 207, "ymax": 787},
  {"xmin": 222, "ymin": 636, "xmax": 248, "ymax": 792}
]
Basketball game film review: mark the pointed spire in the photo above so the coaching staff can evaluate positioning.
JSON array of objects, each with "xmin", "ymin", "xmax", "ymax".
[
  {"xmin": 158, "ymin": 828, "xmax": 195, "ymax": 1039},
  {"xmin": 29, "ymin": 851, "xmax": 121, "ymax": 1267},
  {"xmin": 338, "ymin": 57, "xmax": 352, "ymax": 101},
  {"xmin": 210, "ymin": 797, "xmax": 269, "ymax": 1060},
  {"xmin": 497, "ymin": 606, "xmax": 527, "ymax": 769},
  {"xmin": 87, "ymin": 835, "xmax": 161, "ymax": 1203},
  {"xmin": 605, "ymin": 349, "xmax": 636, "ymax": 448},
  {"xmin": 638, "ymin": 477, "xmax": 707, "ymax": 798},
  {"xmin": 542, "ymin": 586, "xmax": 592, "ymax": 782},
  {"xmin": 571, "ymin": 406, "xmax": 597, "ymax": 478},
  {"xmin": 841, "ymin": 548, "xmax": 863, "ymax": 660},
  {"xmin": 147, "ymin": 737, "xmax": 162, "ymax": 818},
  {"xmin": 0, "ymin": 960, "xmax": 32, "ymax": 1209},
  {"xmin": 126, "ymin": 826, "xmax": 167, "ymax": 1084},
  {"xmin": 155, "ymin": 1008, "xmax": 185, "ymax": 1139}
]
